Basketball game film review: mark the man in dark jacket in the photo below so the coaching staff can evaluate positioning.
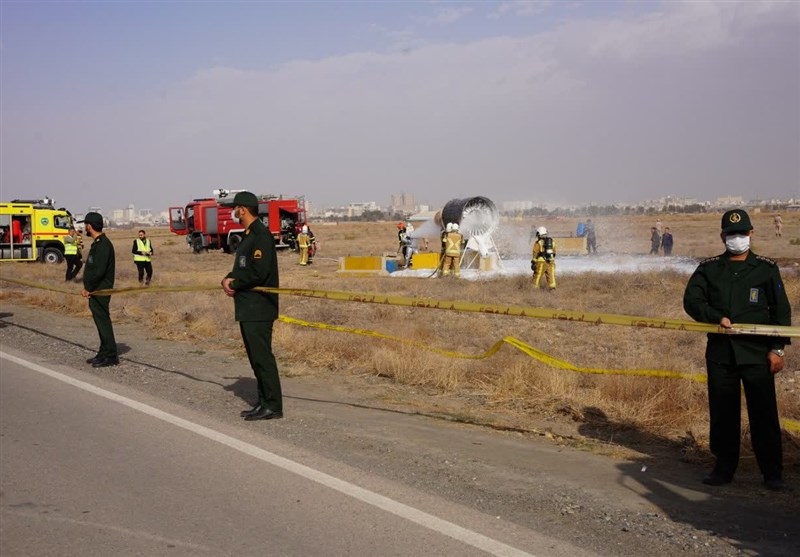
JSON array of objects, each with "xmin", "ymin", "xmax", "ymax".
[
  {"xmin": 683, "ymin": 209, "xmax": 791, "ymax": 491},
  {"xmin": 221, "ymin": 192, "xmax": 282, "ymax": 421},
  {"xmin": 80, "ymin": 212, "xmax": 118, "ymax": 367},
  {"xmin": 661, "ymin": 227, "xmax": 674, "ymax": 256}
]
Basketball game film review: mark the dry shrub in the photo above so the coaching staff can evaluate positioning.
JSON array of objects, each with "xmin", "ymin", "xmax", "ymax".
[
  {"xmin": 598, "ymin": 377, "xmax": 705, "ymax": 431},
  {"xmin": 488, "ymin": 360, "xmax": 584, "ymax": 412},
  {"xmin": 186, "ymin": 316, "xmax": 219, "ymax": 338},
  {"xmin": 369, "ymin": 345, "xmax": 466, "ymax": 392}
]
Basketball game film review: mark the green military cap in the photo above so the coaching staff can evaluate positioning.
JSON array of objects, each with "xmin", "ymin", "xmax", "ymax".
[
  {"xmin": 77, "ymin": 212, "xmax": 104, "ymax": 227},
  {"xmin": 230, "ymin": 191, "xmax": 259, "ymax": 208},
  {"xmin": 721, "ymin": 209, "xmax": 753, "ymax": 234}
]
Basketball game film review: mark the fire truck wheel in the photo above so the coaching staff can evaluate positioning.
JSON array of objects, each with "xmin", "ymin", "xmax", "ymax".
[
  {"xmin": 191, "ymin": 237, "xmax": 204, "ymax": 254},
  {"xmin": 42, "ymin": 247, "xmax": 64, "ymax": 264},
  {"xmin": 228, "ymin": 234, "xmax": 242, "ymax": 253}
]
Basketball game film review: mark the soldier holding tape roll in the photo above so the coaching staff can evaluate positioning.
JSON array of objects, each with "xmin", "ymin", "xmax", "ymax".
[{"xmin": 683, "ymin": 208, "xmax": 791, "ymax": 491}]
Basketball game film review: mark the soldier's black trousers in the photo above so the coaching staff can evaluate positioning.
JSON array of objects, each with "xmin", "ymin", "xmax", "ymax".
[
  {"xmin": 89, "ymin": 295, "xmax": 117, "ymax": 359},
  {"xmin": 706, "ymin": 360, "xmax": 782, "ymax": 479},
  {"xmin": 240, "ymin": 321, "xmax": 282, "ymax": 413}
]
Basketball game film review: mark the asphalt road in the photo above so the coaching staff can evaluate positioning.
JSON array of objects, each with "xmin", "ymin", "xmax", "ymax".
[{"xmin": 0, "ymin": 351, "xmax": 591, "ymax": 557}]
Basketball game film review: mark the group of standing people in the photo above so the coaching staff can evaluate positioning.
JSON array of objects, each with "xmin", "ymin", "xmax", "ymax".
[
  {"xmin": 396, "ymin": 221, "xmax": 464, "ymax": 277},
  {"xmin": 78, "ymin": 193, "xmax": 285, "ymax": 423},
  {"xmin": 71, "ymin": 203, "xmax": 791, "ymax": 492},
  {"xmin": 649, "ymin": 219, "xmax": 674, "ymax": 256}
]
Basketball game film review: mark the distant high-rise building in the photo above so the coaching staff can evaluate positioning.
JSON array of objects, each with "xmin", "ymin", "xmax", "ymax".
[{"xmin": 390, "ymin": 193, "xmax": 415, "ymax": 213}]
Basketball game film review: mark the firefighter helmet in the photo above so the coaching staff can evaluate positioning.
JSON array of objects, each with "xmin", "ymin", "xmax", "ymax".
[
  {"xmin": 536, "ymin": 226, "xmax": 548, "ymax": 237},
  {"xmin": 397, "ymin": 222, "xmax": 405, "ymax": 229}
]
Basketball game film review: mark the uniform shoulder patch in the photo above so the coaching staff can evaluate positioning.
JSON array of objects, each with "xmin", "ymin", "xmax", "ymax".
[
  {"xmin": 253, "ymin": 249, "xmax": 262, "ymax": 259},
  {"xmin": 699, "ymin": 256, "xmax": 720, "ymax": 265},
  {"xmin": 755, "ymin": 255, "xmax": 776, "ymax": 266}
]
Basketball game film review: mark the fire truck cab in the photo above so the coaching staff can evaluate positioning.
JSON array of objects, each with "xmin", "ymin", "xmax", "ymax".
[
  {"xmin": 168, "ymin": 190, "xmax": 307, "ymax": 253},
  {"xmin": 0, "ymin": 198, "xmax": 73, "ymax": 263}
]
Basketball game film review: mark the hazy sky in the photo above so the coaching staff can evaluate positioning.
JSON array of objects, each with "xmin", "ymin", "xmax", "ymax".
[{"xmin": 2, "ymin": 1, "xmax": 798, "ymax": 214}]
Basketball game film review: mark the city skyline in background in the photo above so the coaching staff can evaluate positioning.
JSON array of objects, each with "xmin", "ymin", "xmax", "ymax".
[
  {"xmin": 2, "ymin": 2, "xmax": 798, "ymax": 213},
  {"xmin": 61, "ymin": 189, "xmax": 798, "ymax": 227}
]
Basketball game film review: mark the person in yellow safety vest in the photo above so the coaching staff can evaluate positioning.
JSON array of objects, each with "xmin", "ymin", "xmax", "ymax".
[
  {"xmin": 442, "ymin": 222, "xmax": 463, "ymax": 278},
  {"xmin": 297, "ymin": 225, "xmax": 311, "ymax": 265},
  {"xmin": 531, "ymin": 226, "xmax": 556, "ymax": 289},
  {"xmin": 131, "ymin": 229, "xmax": 154, "ymax": 286},
  {"xmin": 64, "ymin": 227, "xmax": 83, "ymax": 282}
]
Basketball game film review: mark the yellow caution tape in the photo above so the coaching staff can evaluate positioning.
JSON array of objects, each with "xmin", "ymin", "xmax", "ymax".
[
  {"xmin": 263, "ymin": 286, "xmax": 800, "ymax": 338},
  {"xmin": 278, "ymin": 315, "xmax": 800, "ymax": 434},
  {"xmin": 2, "ymin": 276, "xmax": 798, "ymax": 434},
  {"xmin": 278, "ymin": 315, "xmax": 707, "ymax": 381},
  {"xmin": 1, "ymin": 277, "xmax": 797, "ymax": 337}
]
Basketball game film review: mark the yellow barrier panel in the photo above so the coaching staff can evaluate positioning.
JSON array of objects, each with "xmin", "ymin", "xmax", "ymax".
[
  {"xmin": 552, "ymin": 236, "xmax": 588, "ymax": 256},
  {"xmin": 409, "ymin": 252, "xmax": 441, "ymax": 270},
  {"xmin": 337, "ymin": 255, "xmax": 387, "ymax": 275},
  {"xmin": 1, "ymin": 276, "xmax": 798, "ymax": 433}
]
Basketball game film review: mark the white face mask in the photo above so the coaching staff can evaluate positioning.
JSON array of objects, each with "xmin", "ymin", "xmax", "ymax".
[
  {"xmin": 231, "ymin": 207, "xmax": 240, "ymax": 224},
  {"xmin": 724, "ymin": 234, "xmax": 750, "ymax": 254}
]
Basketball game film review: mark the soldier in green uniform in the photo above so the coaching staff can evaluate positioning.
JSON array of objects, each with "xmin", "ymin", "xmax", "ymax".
[
  {"xmin": 220, "ymin": 192, "xmax": 283, "ymax": 421},
  {"xmin": 683, "ymin": 209, "xmax": 791, "ymax": 491},
  {"xmin": 79, "ymin": 212, "xmax": 119, "ymax": 368}
]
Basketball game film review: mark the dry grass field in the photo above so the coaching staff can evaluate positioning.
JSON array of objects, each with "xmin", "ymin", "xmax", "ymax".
[{"xmin": 2, "ymin": 211, "xmax": 798, "ymax": 466}]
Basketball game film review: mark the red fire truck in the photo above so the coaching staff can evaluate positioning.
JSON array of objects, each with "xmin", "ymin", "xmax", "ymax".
[{"xmin": 168, "ymin": 190, "xmax": 307, "ymax": 253}]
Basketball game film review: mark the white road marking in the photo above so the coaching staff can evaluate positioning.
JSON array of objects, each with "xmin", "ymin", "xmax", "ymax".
[{"xmin": 1, "ymin": 351, "xmax": 537, "ymax": 557}]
